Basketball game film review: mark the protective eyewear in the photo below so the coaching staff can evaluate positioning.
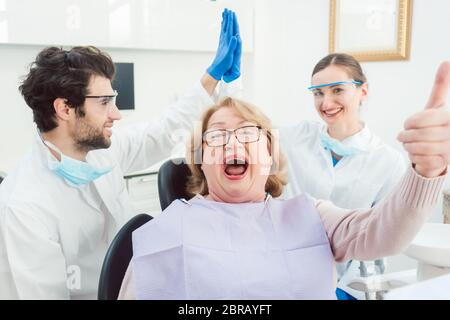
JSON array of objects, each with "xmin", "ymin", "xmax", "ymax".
[{"xmin": 307, "ymin": 81, "xmax": 362, "ymax": 91}]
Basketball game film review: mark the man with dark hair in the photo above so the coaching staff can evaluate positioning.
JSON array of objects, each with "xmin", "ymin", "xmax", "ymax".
[{"xmin": 0, "ymin": 9, "xmax": 242, "ymax": 299}]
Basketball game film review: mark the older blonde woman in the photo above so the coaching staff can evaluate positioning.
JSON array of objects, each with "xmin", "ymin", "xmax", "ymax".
[{"xmin": 118, "ymin": 62, "xmax": 450, "ymax": 299}]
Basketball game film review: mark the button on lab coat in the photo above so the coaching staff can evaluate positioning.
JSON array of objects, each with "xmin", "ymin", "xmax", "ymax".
[
  {"xmin": 0, "ymin": 80, "xmax": 237, "ymax": 299},
  {"xmin": 280, "ymin": 121, "xmax": 406, "ymax": 209}
]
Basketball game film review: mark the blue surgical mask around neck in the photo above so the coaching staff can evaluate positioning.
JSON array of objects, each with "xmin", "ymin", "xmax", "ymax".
[
  {"xmin": 43, "ymin": 140, "xmax": 112, "ymax": 185},
  {"xmin": 319, "ymin": 132, "xmax": 366, "ymax": 157}
]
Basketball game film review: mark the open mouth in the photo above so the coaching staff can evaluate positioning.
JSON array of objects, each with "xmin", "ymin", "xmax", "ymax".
[
  {"xmin": 323, "ymin": 108, "xmax": 343, "ymax": 118},
  {"xmin": 223, "ymin": 156, "xmax": 249, "ymax": 179}
]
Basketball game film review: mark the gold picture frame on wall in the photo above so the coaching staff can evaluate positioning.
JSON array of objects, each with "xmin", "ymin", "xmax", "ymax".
[{"xmin": 329, "ymin": 0, "xmax": 413, "ymax": 62}]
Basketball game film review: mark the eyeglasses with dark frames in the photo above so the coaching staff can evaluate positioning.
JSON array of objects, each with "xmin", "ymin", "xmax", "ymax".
[{"xmin": 203, "ymin": 125, "xmax": 262, "ymax": 147}]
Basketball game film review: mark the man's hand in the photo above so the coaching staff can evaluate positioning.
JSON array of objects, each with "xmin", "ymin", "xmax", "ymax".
[{"xmin": 398, "ymin": 61, "xmax": 450, "ymax": 178}]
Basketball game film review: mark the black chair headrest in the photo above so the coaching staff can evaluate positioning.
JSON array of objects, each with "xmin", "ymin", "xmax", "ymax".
[{"xmin": 157, "ymin": 158, "xmax": 192, "ymax": 211}]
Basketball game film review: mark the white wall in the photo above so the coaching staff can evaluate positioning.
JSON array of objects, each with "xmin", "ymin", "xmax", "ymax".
[{"xmin": 0, "ymin": 0, "xmax": 449, "ymax": 272}]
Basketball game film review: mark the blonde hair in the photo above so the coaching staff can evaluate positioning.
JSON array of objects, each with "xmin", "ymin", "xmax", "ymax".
[{"xmin": 186, "ymin": 97, "xmax": 288, "ymax": 198}]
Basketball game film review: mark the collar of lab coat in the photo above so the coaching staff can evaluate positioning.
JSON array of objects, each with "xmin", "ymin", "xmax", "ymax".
[
  {"xmin": 32, "ymin": 131, "xmax": 121, "ymax": 227},
  {"xmin": 319, "ymin": 123, "xmax": 381, "ymax": 154}
]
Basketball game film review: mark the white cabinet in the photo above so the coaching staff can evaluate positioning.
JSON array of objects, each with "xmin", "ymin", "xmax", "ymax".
[{"xmin": 125, "ymin": 172, "xmax": 162, "ymax": 216}]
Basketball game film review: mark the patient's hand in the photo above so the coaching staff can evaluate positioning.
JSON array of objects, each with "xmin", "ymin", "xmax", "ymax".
[{"xmin": 398, "ymin": 61, "xmax": 450, "ymax": 178}]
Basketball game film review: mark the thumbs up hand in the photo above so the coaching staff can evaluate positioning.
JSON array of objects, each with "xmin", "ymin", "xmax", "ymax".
[{"xmin": 398, "ymin": 61, "xmax": 450, "ymax": 178}]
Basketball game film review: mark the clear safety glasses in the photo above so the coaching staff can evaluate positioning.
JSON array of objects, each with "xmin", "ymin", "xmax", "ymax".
[
  {"xmin": 85, "ymin": 90, "xmax": 118, "ymax": 107},
  {"xmin": 307, "ymin": 81, "xmax": 362, "ymax": 91}
]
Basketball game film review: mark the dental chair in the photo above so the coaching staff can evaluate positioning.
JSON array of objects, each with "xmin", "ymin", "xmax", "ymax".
[
  {"xmin": 155, "ymin": 158, "xmax": 393, "ymax": 299},
  {"xmin": 98, "ymin": 213, "xmax": 153, "ymax": 300},
  {"xmin": 157, "ymin": 158, "xmax": 193, "ymax": 210},
  {"xmin": 337, "ymin": 259, "xmax": 388, "ymax": 300}
]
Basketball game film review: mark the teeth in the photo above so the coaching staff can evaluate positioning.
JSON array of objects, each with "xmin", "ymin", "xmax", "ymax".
[
  {"xmin": 225, "ymin": 158, "xmax": 246, "ymax": 165},
  {"xmin": 324, "ymin": 108, "xmax": 342, "ymax": 116}
]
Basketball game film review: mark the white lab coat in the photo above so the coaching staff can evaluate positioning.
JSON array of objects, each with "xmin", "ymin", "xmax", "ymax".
[
  {"xmin": 280, "ymin": 120, "xmax": 406, "ymax": 299},
  {"xmin": 280, "ymin": 121, "xmax": 406, "ymax": 208},
  {"xmin": 0, "ymin": 80, "xmax": 236, "ymax": 299}
]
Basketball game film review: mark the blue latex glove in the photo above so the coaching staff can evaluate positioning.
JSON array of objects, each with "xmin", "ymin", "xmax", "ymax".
[
  {"xmin": 223, "ymin": 11, "xmax": 242, "ymax": 83},
  {"xmin": 207, "ymin": 9, "xmax": 238, "ymax": 81}
]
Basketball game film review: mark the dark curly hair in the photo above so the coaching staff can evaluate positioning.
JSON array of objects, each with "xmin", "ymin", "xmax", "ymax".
[{"xmin": 19, "ymin": 46, "xmax": 115, "ymax": 132}]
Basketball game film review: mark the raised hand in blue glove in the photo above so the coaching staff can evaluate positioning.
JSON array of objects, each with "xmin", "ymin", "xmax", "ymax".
[
  {"xmin": 207, "ymin": 9, "xmax": 239, "ymax": 81},
  {"xmin": 223, "ymin": 11, "xmax": 242, "ymax": 83}
]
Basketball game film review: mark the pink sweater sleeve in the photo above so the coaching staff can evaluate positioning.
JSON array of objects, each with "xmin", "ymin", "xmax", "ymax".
[{"xmin": 316, "ymin": 166, "xmax": 446, "ymax": 263}]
